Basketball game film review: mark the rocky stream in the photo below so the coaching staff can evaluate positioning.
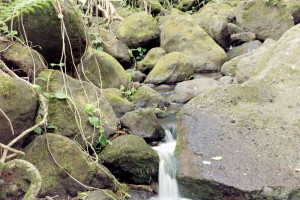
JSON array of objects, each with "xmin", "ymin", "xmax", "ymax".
[{"xmin": 1, "ymin": 0, "xmax": 300, "ymax": 199}]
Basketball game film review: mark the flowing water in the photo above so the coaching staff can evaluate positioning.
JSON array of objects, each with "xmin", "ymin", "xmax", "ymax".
[{"xmin": 150, "ymin": 128, "xmax": 190, "ymax": 200}]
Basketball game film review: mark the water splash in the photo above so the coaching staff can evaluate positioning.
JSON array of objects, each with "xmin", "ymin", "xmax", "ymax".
[{"xmin": 151, "ymin": 128, "xmax": 190, "ymax": 200}]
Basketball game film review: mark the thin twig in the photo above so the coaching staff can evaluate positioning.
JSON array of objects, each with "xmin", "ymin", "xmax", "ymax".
[
  {"xmin": 0, "ymin": 143, "xmax": 24, "ymax": 155},
  {"xmin": 0, "ymin": 108, "xmax": 15, "ymax": 135}
]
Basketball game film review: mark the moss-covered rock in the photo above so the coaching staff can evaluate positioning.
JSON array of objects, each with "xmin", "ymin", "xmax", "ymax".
[
  {"xmin": 236, "ymin": 0, "xmax": 294, "ymax": 40},
  {"xmin": 36, "ymin": 70, "xmax": 119, "ymax": 146},
  {"xmin": 72, "ymin": 190, "xmax": 118, "ymax": 200},
  {"xmin": 0, "ymin": 41, "xmax": 46, "ymax": 80},
  {"xmin": 103, "ymin": 91, "xmax": 135, "ymax": 118},
  {"xmin": 0, "ymin": 75, "xmax": 38, "ymax": 146},
  {"xmin": 160, "ymin": 14, "xmax": 228, "ymax": 72},
  {"xmin": 13, "ymin": 0, "xmax": 86, "ymax": 72},
  {"xmin": 132, "ymin": 85, "xmax": 169, "ymax": 108},
  {"xmin": 90, "ymin": 27, "xmax": 132, "ymax": 69},
  {"xmin": 192, "ymin": 2, "xmax": 234, "ymax": 50},
  {"xmin": 116, "ymin": 12, "xmax": 159, "ymax": 48},
  {"xmin": 24, "ymin": 134, "xmax": 120, "ymax": 197},
  {"xmin": 79, "ymin": 48, "xmax": 129, "ymax": 89},
  {"xmin": 283, "ymin": 0, "xmax": 300, "ymax": 24},
  {"xmin": 227, "ymin": 40, "xmax": 262, "ymax": 59},
  {"xmin": 137, "ymin": 47, "xmax": 166, "ymax": 74},
  {"xmin": 99, "ymin": 135, "xmax": 159, "ymax": 184},
  {"xmin": 120, "ymin": 108, "xmax": 165, "ymax": 142},
  {"xmin": 144, "ymin": 52, "xmax": 193, "ymax": 84}
]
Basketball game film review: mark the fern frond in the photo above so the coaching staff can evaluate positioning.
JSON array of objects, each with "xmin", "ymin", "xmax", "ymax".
[{"xmin": 0, "ymin": 0, "xmax": 57, "ymax": 24}]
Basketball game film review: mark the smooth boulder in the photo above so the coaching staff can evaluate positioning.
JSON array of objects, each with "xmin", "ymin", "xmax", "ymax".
[
  {"xmin": 145, "ymin": 52, "xmax": 194, "ymax": 84},
  {"xmin": 99, "ymin": 135, "xmax": 159, "ymax": 184},
  {"xmin": 160, "ymin": 14, "xmax": 228, "ymax": 72}
]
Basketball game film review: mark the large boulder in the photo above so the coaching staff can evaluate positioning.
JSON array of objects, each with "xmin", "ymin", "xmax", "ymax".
[
  {"xmin": 116, "ymin": 12, "xmax": 160, "ymax": 48},
  {"xmin": 24, "ymin": 134, "xmax": 119, "ymax": 197},
  {"xmin": 13, "ymin": 0, "xmax": 86, "ymax": 71},
  {"xmin": 227, "ymin": 40, "xmax": 262, "ymax": 59},
  {"xmin": 283, "ymin": 0, "xmax": 300, "ymax": 24},
  {"xmin": 160, "ymin": 14, "xmax": 228, "ymax": 72},
  {"xmin": 0, "ymin": 75, "xmax": 38, "ymax": 146},
  {"xmin": 236, "ymin": 0, "xmax": 294, "ymax": 40},
  {"xmin": 145, "ymin": 52, "xmax": 194, "ymax": 84},
  {"xmin": 0, "ymin": 39, "xmax": 46, "ymax": 80},
  {"xmin": 91, "ymin": 27, "xmax": 132, "ymax": 69},
  {"xmin": 192, "ymin": 1, "xmax": 234, "ymax": 50},
  {"xmin": 99, "ymin": 135, "xmax": 159, "ymax": 184},
  {"xmin": 176, "ymin": 24, "xmax": 300, "ymax": 199},
  {"xmin": 120, "ymin": 108, "xmax": 165, "ymax": 142},
  {"xmin": 36, "ymin": 70, "xmax": 119, "ymax": 146},
  {"xmin": 137, "ymin": 47, "xmax": 166, "ymax": 74},
  {"xmin": 79, "ymin": 48, "xmax": 129, "ymax": 89}
]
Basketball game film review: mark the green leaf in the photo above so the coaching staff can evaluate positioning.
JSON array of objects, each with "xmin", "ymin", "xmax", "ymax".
[
  {"xmin": 47, "ymin": 125, "xmax": 57, "ymax": 129},
  {"xmin": 96, "ymin": 47, "xmax": 103, "ymax": 52},
  {"xmin": 120, "ymin": 85, "xmax": 125, "ymax": 91},
  {"xmin": 57, "ymin": 13, "xmax": 64, "ymax": 19},
  {"xmin": 54, "ymin": 92, "xmax": 68, "ymax": 99},
  {"xmin": 98, "ymin": 135, "xmax": 107, "ymax": 147},
  {"xmin": 99, "ymin": 126, "xmax": 105, "ymax": 134},
  {"xmin": 34, "ymin": 127, "xmax": 42, "ymax": 135},
  {"xmin": 85, "ymin": 104, "xmax": 94, "ymax": 116},
  {"xmin": 89, "ymin": 116, "xmax": 100, "ymax": 127}
]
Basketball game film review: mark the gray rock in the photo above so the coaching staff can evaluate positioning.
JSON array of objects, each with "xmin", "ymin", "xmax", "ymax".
[
  {"xmin": 79, "ymin": 48, "xmax": 129, "ymax": 89},
  {"xmin": 236, "ymin": 0, "xmax": 294, "ymax": 40},
  {"xmin": 91, "ymin": 27, "xmax": 132, "ymax": 69},
  {"xmin": 99, "ymin": 135, "xmax": 159, "ymax": 184},
  {"xmin": 231, "ymin": 32, "xmax": 256, "ymax": 44},
  {"xmin": 0, "ymin": 75, "xmax": 38, "ymax": 146},
  {"xmin": 132, "ymin": 85, "xmax": 169, "ymax": 109},
  {"xmin": 176, "ymin": 23, "xmax": 300, "ymax": 200},
  {"xmin": 137, "ymin": 47, "xmax": 166, "ymax": 74},
  {"xmin": 227, "ymin": 40, "xmax": 262, "ymax": 59},
  {"xmin": 169, "ymin": 92, "xmax": 194, "ymax": 104},
  {"xmin": 284, "ymin": 0, "xmax": 300, "ymax": 24},
  {"xmin": 174, "ymin": 78, "xmax": 219, "ymax": 97},
  {"xmin": 218, "ymin": 76, "xmax": 234, "ymax": 85},
  {"xmin": 72, "ymin": 190, "xmax": 118, "ymax": 200},
  {"xmin": 120, "ymin": 108, "xmax": 165, "ymax": 142},
  {"xmin": 145, "ymin": 52, "xmax": 194, "ymax": 84},
  {"xmin": 24, "ymin": 134, "xmax": 119, "ymax": 197},
  {"xmin": 236, "ymin": 39, "xmax": 276, "ymax": 83},
  {"xmin": 116, "ymin": 12, "xmax": 159, "ymax": 48},
  {"xmin": 228, "ymin": 23, "xmax": 244, "ymax": 34},
  {"xmin": 160, "ymin": 14, "xmax": 228, "ymax": 72}
]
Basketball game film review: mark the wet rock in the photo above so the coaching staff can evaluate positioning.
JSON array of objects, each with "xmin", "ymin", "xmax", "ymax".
[
  {"xmin": 145, "ymin": 52, "xmax": 194, "ymax": 84},
  {"xmin": 127, "ymin": 184, "xmax": 156, "ymax": 200},
  {"xmin": 24, "ymin": 134, "xmax": 119, "ymax": 197},
  {"xmin": 0, "ymin": 75, "xmax": 38, "ymax": 146},
  {"xmin": 137, "ymin": 47, "xmax": 166, "ymax": 74},
  {"xmin": 132, "ymin": 85, "xmax": 169, "ymax": 108},
  {"xmin": 120, "ymin": 108, "xmax": 165, "ymax": 142},
  {"xmin": 0, "ymin": 41, "xmax": 46, "ymax": 80},
  {"xmin": 176, "ymin": 24, "xmax": 300, "ymax": 200},
  {"xmin": 174, "ymin": 78, "xmax": 219, "ymax": 97},
  {"xmin": 13, "ymin": 0, "xmax": 86, "ymax": 72},
  {"xmin": 227, "ymin": 40, "xmax": 262, "ymax": 59},
  {"xmin": 36, "ymin": 70, "xmax": 119, "ymax": 146},
  {"xmin": 116, "ymin": 12, "xmax": 159, "ymax": 48},
  {"xmin": 99, "ymin": 135, "xmax": 159, "ymax": 184},
  {"xmin": 79, "ymin": 48, "xmax": 128, "ymax": 89},
  {"xmin": 236, "ymin": 0, "xmax": 294, "ymax": 40},
  {"xmin": 160, "ymin": 14, "xmax": 228, "ymax": 72},
  {"xmin": 91, "ymin": 27, "xmax": 132, "ymax": 69}
]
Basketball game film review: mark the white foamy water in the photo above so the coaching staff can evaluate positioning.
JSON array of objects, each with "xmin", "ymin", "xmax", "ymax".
[{"xmin": 150, "ymin": 129, "xmax": 190, "ymax": 200}]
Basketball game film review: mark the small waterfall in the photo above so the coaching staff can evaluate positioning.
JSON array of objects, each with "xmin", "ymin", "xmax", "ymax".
[{"xmin": 151, "ymin": 128, "xmax": 190, "ymax": 200}]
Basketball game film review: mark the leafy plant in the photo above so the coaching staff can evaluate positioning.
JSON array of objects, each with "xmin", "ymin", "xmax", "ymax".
[
  {"xmin": 120, "ymin": 72, "xmax": 137, "ymax": 101},
  {"xmin": 128, "ymin": 47, "xmax": 147, "ymax": 61},
  {"xmin": 85, "ymin": 103, "xmax": 111, "ymax": 148}
]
